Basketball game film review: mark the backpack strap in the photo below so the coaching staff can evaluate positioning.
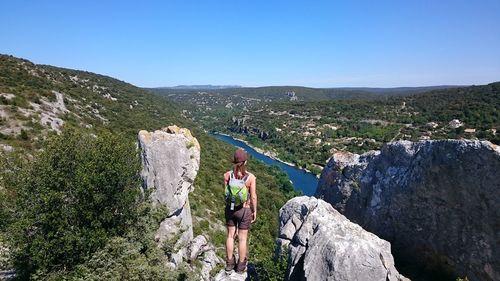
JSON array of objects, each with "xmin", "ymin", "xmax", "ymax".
[
  {"xmin": 242, "ymin": 174, "xmax": 249, "ymax": 183},
  {"xmin": 230, "ymin": 170, "xmax": 250, "ymax": 183}
]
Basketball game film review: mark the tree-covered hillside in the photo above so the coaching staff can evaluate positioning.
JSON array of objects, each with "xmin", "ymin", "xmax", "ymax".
[
  {"xmin": 0, "ymin": 54, "xmax": 185, "ymax": 149},
  {"xmin": 0, "ymin": 54, "xmax": 295, "ymax": 280},
  {"xmin": 155, "ymin": 82, "xmax": 500, "ymax": 175},
  {"xmin": 149, "ymin": 85, "xmax": 460, "ymax": 106}
]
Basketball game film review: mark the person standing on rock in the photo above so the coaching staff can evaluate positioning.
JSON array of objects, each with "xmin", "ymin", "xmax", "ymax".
[{"xmin": 224, "ymin": 148, "xmax": 257, "ymax": 274}]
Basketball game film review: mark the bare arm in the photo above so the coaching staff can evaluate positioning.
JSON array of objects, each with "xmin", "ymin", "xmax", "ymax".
[
  {"xmin": 249, "ymin": 175, "xmax": 257, "ymax": 222},
  {"xmin": 223, "ymin": 172, "xmax": 230, "ymax": 192}
]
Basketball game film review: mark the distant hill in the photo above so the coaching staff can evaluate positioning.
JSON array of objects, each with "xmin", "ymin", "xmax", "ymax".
[
  {"xmin": 335, "ymin": 85, "xmax": 465, "ymax": 96},
  {"xmin": 154, "ymin": 84, "xmax": 242, "ymax": 90},
  {"xmin": 147, "ymin": 85, "xmax": 464, "ymax": 107}
]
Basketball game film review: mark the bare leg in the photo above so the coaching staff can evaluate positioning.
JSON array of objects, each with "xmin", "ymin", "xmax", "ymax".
[
  {"xmin": 226, "ymin": 226, "xmax": 237, "ymax": 259},
  {"xmin": 237, "ymin": 229, "xmax": 248, "ymax": 262}
]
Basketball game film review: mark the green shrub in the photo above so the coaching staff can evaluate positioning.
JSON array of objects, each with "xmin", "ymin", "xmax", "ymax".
[
  {"xmin": 252, "ymin": 248, "xmax": 288, "ymax": 281},
  {"xmin": 18, "ymin": 129, "xmax": 29, "ymax": 141},
  {"xmin": 8, "ymin": 128, "xmax": 141, "ymax": 278},
  {"xmin": 0, "ymin": 151, "xmax": 16, "ymax": 233},
  {"xmin": 44, "ymin": 201, "xmax": 195, "ymax": 281}
]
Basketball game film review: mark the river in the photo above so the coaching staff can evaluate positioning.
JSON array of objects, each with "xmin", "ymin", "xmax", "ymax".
[{"xmin": 210, "ymin": 133, "xmax": 319, "ymax": 196}]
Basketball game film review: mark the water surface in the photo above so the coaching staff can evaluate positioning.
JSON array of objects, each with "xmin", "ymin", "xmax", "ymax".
[{"xmin": 211, "ymin": 133, "xmax": 318, "ymax": 196}]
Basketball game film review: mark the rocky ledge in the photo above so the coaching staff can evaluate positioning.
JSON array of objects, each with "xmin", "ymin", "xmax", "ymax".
[
  {"xmin": 316, "ymin": 140, "xmax": 500, "ymax": 281},
  {"xmin": 277, "ymin": 196, "xmax": 408, "ymax": 281}
]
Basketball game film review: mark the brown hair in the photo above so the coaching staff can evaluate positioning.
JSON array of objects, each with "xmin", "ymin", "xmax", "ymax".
[{"xmin": 233, "ymin": 160, "xmax": 247, "ymax": 179}]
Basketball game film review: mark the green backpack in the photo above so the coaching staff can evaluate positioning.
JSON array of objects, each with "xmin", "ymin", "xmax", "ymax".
[{"xmin": 225, "ymin": 171, "xmax": 249, "ymax": 210}]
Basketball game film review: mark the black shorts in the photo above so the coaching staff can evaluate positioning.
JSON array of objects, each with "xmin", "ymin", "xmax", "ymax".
[{"xmin": 225, "ymin": 205, "xmax": 252, "ymax": 230}]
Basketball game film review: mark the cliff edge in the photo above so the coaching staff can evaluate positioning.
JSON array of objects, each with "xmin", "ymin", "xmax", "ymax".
[
  {"xmin": 277, "ymin": 196, "xmax": 408, "ymax": 281},
  {"xmin": 316, "ymin": 140, "xmax": 500, "ymax": 281}
]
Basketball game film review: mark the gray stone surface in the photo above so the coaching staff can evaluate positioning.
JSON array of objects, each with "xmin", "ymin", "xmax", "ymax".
[
  {"xmin": 138, "ymin": 125, "xmax": 200, "ymax": 245},
  {"xmin": 138, "ymin": 125, "xmax": 200, "ymax": 216},
  {"xmin": 188, "ymin": 235, "xmax": 211, "ymax": 261},
  {"xmin": 200, "ymin": 250, "xmax": 222, "ymax": 281},
  {"xmin": 188, "ymin": 235, "xmax": 222, "ymax": 280},
  {"xmin": 277, "ymin": 196, "xmax": 408, "ymax": 281},
  {"xmin": 213, "ymin": 270, "xmax": 248, "ymax": 281},
  {"xmin": 138, "ymin": 126, "xmax": 220, "ymax": 280},
  {"xmin": 316, "ymin": 140, "xmax": 500, "ymax": 281}
]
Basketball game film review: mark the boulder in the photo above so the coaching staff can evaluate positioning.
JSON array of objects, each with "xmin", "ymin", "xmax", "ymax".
[
  {"xmin": 448, "ymin": 119, "xmax": 463, "ymax": 129},
  {"xmin": 316, "ymin": 140, "xmax": 500, "ymax": 281},
  {"xmin": 277, "ymin": 196, "xmax": 408, "ymax": 281}
]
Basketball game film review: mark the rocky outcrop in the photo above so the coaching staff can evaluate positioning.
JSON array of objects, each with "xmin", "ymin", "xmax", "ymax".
[
  {"xmin": 188, "ymin": 235, "xmax": 221, "ymax": 281},
  {"xmin": 138, "ymin": 125, "xmax": 200, "ymax": 247},
  {"xmin": 138, "ymin": 125, "xmax": 221, "ymax": 279},
  {"xmin": 316, "ymin": 140, "xmax": 500, "ymax": 281},
  {"xmin": 276, "ymin": 196, "xmax": 408, "ymax": 281},
  {"xmin": 213, "ymin": 270, "xmax": 248, "ymax": 281},
  {"xmin": 228, "ymin": 126, "xmax": 271, "ymax": 141},
  {"xmin": 229, "ymin": 116, "xmax": 271, "ymax": 141}
]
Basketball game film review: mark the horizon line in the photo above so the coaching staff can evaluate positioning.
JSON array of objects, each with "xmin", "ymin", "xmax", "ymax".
[
  {"xmin": 1, "ymin": 53, "xmax": 494, "ymax": 90},
  {"xmin": 142, "ymin": 84, "xmax": 477, "ymax": 90}
]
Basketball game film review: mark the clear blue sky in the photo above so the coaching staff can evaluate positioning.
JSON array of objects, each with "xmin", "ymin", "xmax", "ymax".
[{"xmin": 1, "ymin": 0, "xmax": 499, "ymax": 87}]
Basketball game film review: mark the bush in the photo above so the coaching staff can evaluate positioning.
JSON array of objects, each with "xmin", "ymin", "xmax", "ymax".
[
  {"xmin": 0, "ymin": 151, "xmax": 16, "ymax": 233},
  {"xmin": 18, "ymin": 129, "xmax": 29, "ymax": 141},
  {"xmin": 47, "ymin": 202, "xmax": 196, "ymax": 281},
  {"xmin": 252, "ymin": 248, "xmax": 288, "ymax": 281},
  {"xmin": 8, "ymin": 129, "xmax": 141, "ymax": 278}
]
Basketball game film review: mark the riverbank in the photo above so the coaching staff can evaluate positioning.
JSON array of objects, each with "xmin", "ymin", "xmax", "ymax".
[
  {"xmin": 210, "ymin": 132, "xmax": 319, "ymax": 195},
  {"xmin": 212, "ymin": 132, "xmax": 317, "ymax": 175},
  {"xmin": 233, "ymin": 137, "xmax": 321, "ymax": 177}
]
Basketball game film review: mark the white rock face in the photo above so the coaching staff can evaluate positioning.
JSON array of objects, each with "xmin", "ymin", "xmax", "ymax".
[
  {"xmin": 0, "ymin": 93, "xmax": 15, "ymax": 100},
  {"xmin": 213, "ymin": 270, "xmax": 248, "ymax": 281},
  {"xmin": 138, "ymin": 126, "xmax": 220, "ymax": 280},
  {"xmin": 188, "ymin": 235, "xmax": 223, "ymax": 280},
  {"xmin": 448, "ymin": 119, "xmax": 463, "ymax": 128},
  {"xmin": 37, "ymin": 91, "xmax": 68, "ymax": 133},
  {"xmin": 0, "ymin": 144, "xmax": 13, "ymax": 152},
  {"xmin": 316, "ymin": 140, "xmax": 500, "ymax": 281},
  {"xmin": 426, "ymin": 121, "xmax": 439, "ymax": 129},
  {"xmin": 138, "ymin": 126, "xmax": 200, "ymax": 215},
  {"xmin": 277, "ymin": 196, "xmax": 408, "ymax": 281}
]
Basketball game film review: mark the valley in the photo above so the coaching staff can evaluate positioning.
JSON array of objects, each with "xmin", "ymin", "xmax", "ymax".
[
  {"xmin": 2, "ymin": 1, "xmax": 499, "ymax": 280},
  {"xmin": 1, "ymin": 54, "xmax": 498, "ymax": 281},
  {"xmin": 152, "ymin": 83, "xmax": 500, "ymax": 175},
  {"xmin": 0, "ymin": 55, "xmax": 298, "ymax": 280}
]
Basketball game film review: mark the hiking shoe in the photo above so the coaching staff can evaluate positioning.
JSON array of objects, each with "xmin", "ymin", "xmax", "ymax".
[
  {"xmin": 225, "ymin": 255, "xmax": 236, "ymax": 272},
  {"xmin": 235, "ymin": 257, "xmax": 248, "ymax": 273}
]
